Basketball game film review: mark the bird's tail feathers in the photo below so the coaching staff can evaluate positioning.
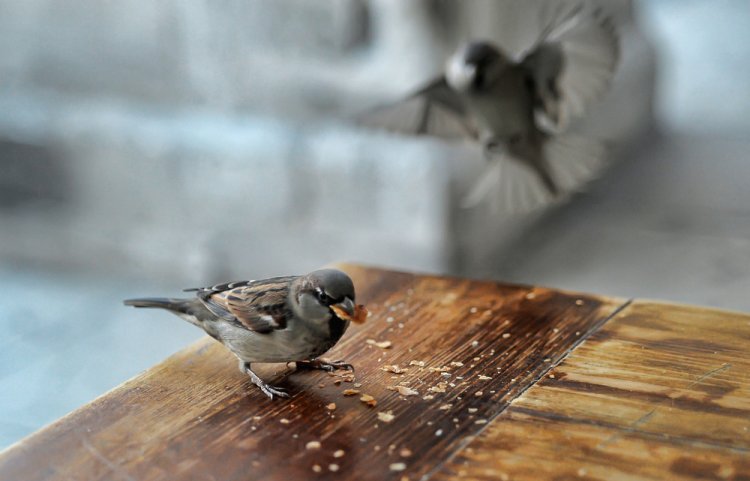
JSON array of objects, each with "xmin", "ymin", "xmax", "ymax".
[
  {"xmin": 124, "ymin": 297, "xmax": 191, "ymax": 313},
  {"xmin": 542, "ymin": 133, "xmax": 608, "ymax": 194},
  {"xmin": 462, "ymin": 134, "xmax": 607, "ymax": 214},
  {"xmin": 462, "ymin": 151, "xmax": 556, "ymax": 214}
]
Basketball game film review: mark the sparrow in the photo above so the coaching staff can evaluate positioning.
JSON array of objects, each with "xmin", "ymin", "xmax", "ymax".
[
  {"xmin": 124, "ymin": 269, "xmax": 367, "ymax": 399},
  {"xmin": 358, "ymin": 2, "xmax": 619, "ymax": 212}
]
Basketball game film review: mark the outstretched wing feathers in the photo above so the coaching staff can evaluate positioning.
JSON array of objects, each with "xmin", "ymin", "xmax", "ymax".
[
  {"xmin": 521, "ymin": 3, "xmax": 619, "ymax": 131},
  {"xmin": 357, "ymin": 77, "xmax": 478, "ymax": 140}
]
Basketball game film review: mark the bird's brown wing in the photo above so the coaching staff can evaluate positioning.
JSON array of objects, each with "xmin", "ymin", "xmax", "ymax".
[
  {"xmin": 188, "ymin": 277, "xmax": 296, "ymax": 333},
  {"xmin": 356, "ymin": 77, "xmax": 479, "ymax": 140},
  {"xmin": 519, "ymin": 3, "xmax": 619, "ymax": 131}
]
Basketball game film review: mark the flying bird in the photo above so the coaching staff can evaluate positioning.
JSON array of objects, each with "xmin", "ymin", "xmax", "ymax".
[
  {"xmin": 358, "ymin": 3, "xmax": 619, "ymax": 212},
  {"xmin": 124, "ymin": 269, "xmax": 367, "ymax": 399}
]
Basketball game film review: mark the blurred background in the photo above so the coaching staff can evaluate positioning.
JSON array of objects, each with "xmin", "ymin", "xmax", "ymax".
[{"xmin": 1, "ymin": 0, "xmax": 749, "ymax": 449}]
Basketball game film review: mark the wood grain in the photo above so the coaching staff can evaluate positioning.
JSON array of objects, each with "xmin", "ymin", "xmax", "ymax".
[
  {"xmin": 437, "ymin": 300, "xmax": 750, "ymax": 481},
  {"xmin": 0, "ymin": 264, "xmax": 625, "ymax": 481}
]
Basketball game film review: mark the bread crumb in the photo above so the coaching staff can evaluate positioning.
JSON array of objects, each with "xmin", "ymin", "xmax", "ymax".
[
  {"xmin": 468, "ymin": 407, "xmax": 478, "ymax": 413},
  {"xmin": 471, "ymin": 341, "xmax": 479, "ymax": 347},
  {"xmin": 367, "ymin": 339, "xmax": 392, "ymax": 349},
  {"xmin": 360, "ymin": 394, "xmax": 377, "ymax": 407},
  {"xmin": 382, "ymin": 365, "xmax": 407, "ymax": 374},
  {"xmin": 400, "ymin": 448, "xmax": 413, "ymax": 458},
  {"xmin": 378, "ymin": 411, "xmax": 395, "ymax": 423},
  {"xmin": 475, "ymin": 419, "xmax": 488, "ymax": 425},
  {"xmin": 329, "ymin": 464, "xmax": 340, "ymax": 472},
  {"xmin": 326, "ymin": 403, "xmax": 337, "ymax": 411},
  {"xmin": 389, "ymin": 386, "xmax": 419, "ymax": 396},
  {"xmin": 306, "ymin": 441, "xmax": 321, "ymax": 450},
  {"xmin": 280, "ymin": 418, "xmax": 291, "ymax": 424},
  {"xmin": 342, "ymin": 389, "xmax": 360, "ymax": 396},
  {"xmin": 502, "ymin": 333, "xmax": 511, "ymax": 339},
  {"xmin": 312, "ymin": 464, "xmax": 322, "ymax": 473},
  {"xmin": 438, "ymin": 404, "xmax": 452, "ymax": 410},
  {"xmin": 390, "ymin": 463, "xmax": 407, "ymax": 472},
  {"xmin": 333, "ymin": 449, "xmax": 345, "ymax": 458},
  {"xmin": 478, "ymin": 375, "xmax": 492, "ymax": 381}
]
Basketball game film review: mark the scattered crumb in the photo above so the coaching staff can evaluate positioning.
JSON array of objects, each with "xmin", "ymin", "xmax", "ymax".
[
  {"xmin": 293, "ymin": 434, "xmax": 299, "ymax": 439},
  {"xmin": 389, "ymin": 386, "xmax": 419, "ymax": 397},
  {"xmin": 469, "ymin": 307, "xmax": 478, "ymax": 313},
  {"xmin": 329, "ymin": 464, "xmax": 340, "ymax": 472},
  {"xmin": 553, "ymin": 328, "xmax": 559, "ymax": 333},
  {"xmin": 429, "ymin": 382, "xmax": 448, "ymax": 393},
  {"xmin": 502, "ymin": 333, "xmax": 511, "ymax": 339},
  {"xmin": 478, "ymin": 375, "xmax": 492, "ymax": 381},
  {"xmin": 333, "ymin": 449, "xmax": 345, "ymax": 458},
  {"xmin": 326, "ymin": 403, "xmax": 337, "ymax": 411},
  {"xmin": 280, "ymin": 418, "xmax": 291, "ymax": 424},
  {"xmin": 549, "ymin": 374, "xmax": 556, "ymax": 379},
  {"xmin": 318, "ymin": 383, "xmax": 326, "ymax": 389},
  {"xmin": 475, "ymin": 391, "xmax": 483, "ymax": 397},
  {"xmin": 252, "ymin": 416, "xmax": 262, "ymax": 421},
  {"xmin": 526, "ymin": 292, "xmax": 536, "ymax": 300},
  {"xmin": 378, "ymin": 411, "xmax": 395, "ymax": 423},
  {"xmin": 475, "ymin": 419, "xmax": 488, "ymax": 425},
  {"xmin": 450, "ymin": 361, "xmax": 464, "ymax": 367},
  {"xmin": 400, "ymin": 448, "xmax": 413, "ymax": 458},
  {"xmin": 306, "ymin": 441, "xmax": 321, "ymax": 450},
  {"xmin": 438, "ymin": 404, "xmax": 452, "ymax": 410},
  {"xmin": 312, "ymin": 464, "xmax": 322, "ymax": 473},
  {"xmin": 382, "ymin": 365, "xmax": 407, "ymax": 374},
  {"xmin": 468, "ymin": 408, "xmax": 478, "ymax": 413},
  {"xmin": 471, "ymin": 341, "xmax": 479, "ymax": 347},
  {"xmin": 386, "ymin": 316, "xmax": 395, "ymax": 323},
  {"xmin": 577, "ymin": 468, "xmax": 587, "ymax": 477},
  {"xmin": 390, "ymin": 463, "xmax": 407, "ymax": 472},
  {"xmin": 575, "ymin": 299, "xmax": 584, "ymax": 306},
  {"xmin": 409, "ymin": 360, "xmax": 426, "ymax": 367},
  {"xmin": 422, "ymin": 395, "xmax": 435, "ymax": 401},
  {"xmin": 367, "ymin": 339, "xmax": 393, "ymax": 349},
  {"xmin": 360, "ymin": 394, "xmax": 378, "ymax": 407},
  {"xmin": 440, "ymin": 372, "xmax": 451, "ymax": 378},
  {"xmin": 473, "ymin": 357, "xmax": 480, "ymax": 361},
  {"xmin": 576, "ymin": 331, "xmax": 581, "ymax": 336},
  {"xmin": 342, "ymin": 389, "xmax": 360, "ymax": 396},
  {"xmin": 435, "ymin": 429, "xmax": 443, "ymax": 436}
]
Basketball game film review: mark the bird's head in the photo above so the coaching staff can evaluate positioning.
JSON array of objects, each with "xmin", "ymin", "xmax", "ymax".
[
  {"xmin": 291, "ymin": 269, "xmax": 356, "ymax": 325},
  {"xmin": 446, "ymin": 41, "xmax": 508, "ymax": 93}
]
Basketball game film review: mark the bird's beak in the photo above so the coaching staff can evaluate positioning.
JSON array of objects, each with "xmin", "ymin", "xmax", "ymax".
[{"xmin": 333, "ymin": 297, "xmax": 355, "ymax": 318}]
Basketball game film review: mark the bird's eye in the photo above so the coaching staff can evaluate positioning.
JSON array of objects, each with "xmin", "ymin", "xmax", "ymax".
[{"xmin": 316, "ymin": 290, "xmax": 333, "ymax": 305}]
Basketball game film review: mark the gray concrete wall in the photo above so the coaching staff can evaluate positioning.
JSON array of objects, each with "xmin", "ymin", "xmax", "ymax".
[{"xmin": 0, "ymin": 0, "xmax": 655, "ymax": 283}]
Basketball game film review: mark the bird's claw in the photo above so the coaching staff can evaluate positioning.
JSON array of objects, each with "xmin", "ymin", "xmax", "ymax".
[
  {"xmin": 296, "ymin": 359, "xmax": 354, "ymax": 373},
  {"xmin": 244, "ymin": 363, "xmax": 290, "ymax": 399}
]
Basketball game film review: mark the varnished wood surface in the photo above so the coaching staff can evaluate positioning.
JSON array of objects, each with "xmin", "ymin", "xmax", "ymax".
[
  {"xmin": 1, "ymin": 265, "xmax": 748, "ymax": 481},
  {"xmin": 437, "ymin": 301, "xmax": 750, "ymax": 481},
  {"xmin": 0, "ymin": 264, "xmax": 625, "ymax": 481}
]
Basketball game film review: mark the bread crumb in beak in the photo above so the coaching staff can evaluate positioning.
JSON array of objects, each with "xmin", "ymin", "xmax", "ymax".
[{"xmin": 331, "ymin": 303, "xmax": 369, "ymax": 324}]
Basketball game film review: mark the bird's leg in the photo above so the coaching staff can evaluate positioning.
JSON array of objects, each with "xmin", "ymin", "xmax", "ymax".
[
  {"xmin": 295, "ymin": 359, "xmax": 354, "ymax": 373},
  {"xmin": 239, "ymin": 361, "xmax": 289, "ymax": 399}
]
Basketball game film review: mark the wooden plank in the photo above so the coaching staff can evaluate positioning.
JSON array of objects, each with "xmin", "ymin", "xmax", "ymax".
[
  {"xmin": 0, "ymin": 264, "xmax": 625, "ymax": 481},
  {"xmin": 436, "ymin": 301, "xmax": 750, "ymax": 481}
]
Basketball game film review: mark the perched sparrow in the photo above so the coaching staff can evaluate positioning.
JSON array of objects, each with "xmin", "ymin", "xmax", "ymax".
[
  {"xmin": 124, "ymin": 269, "xmax": 367, "ymax": 399},
  {"xmin": 359, "ymin": 3, "xmax": 619, "ymax": 212}
]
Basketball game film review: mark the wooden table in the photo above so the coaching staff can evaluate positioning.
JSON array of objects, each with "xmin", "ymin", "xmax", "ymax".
[{"xmin": 1, "ymin": 264, "xmax": 748, "ymax": 480}]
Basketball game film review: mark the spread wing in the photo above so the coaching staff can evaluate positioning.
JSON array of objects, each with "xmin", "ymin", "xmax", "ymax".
[
  {"xmin": 357, "ymin": 77, "xmax": 478, "ymax": 140},
  {"xmin": 187, "ymin": 277, "xmax": 296, "ymax": 334},
  {"xmin": 520, "ymin": 3, "xmax": 619, "ymax": 131}
]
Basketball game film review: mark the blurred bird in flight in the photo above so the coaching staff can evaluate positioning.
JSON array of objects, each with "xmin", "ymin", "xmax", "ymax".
[{"xmin": 358, "ymin": 2, "xmax": 619, "ymax": 212}]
